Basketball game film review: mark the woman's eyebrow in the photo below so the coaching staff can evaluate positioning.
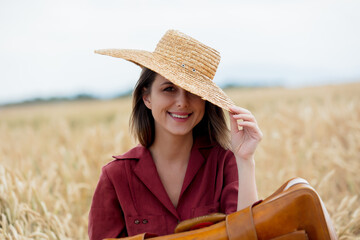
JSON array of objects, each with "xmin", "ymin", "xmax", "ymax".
[{"xmin": 160, "ymin": 81, "xmax": 174, "ymax": 86}]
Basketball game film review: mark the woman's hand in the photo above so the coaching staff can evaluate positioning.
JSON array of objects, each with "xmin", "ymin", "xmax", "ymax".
[{"xmin": 229, "ymin": 105, "xmax": 263, "ymax": 162}]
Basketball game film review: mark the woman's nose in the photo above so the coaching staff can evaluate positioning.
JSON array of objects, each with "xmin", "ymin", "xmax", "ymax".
[{"xmin": 176, "ymin": 89, "xmax": 190, "ymax": 107}]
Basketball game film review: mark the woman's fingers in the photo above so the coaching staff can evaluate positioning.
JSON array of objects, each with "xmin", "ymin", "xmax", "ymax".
[
  {"xmin": 229, "ymin": 105, "xmax": 263, "ymax": 137},
  {"xmin": 229, "ymin": 105, "xmax": 251, "ymax": 115},
  {"xmin": 229, "ymin": 112, "xmax": 241, "ymax": 133},
  {"xmin": 232, "ymin": 113, "xmax": 257, "ymax": 123},
  {"xmin": 228, "ymin": 105, "xmax": 263, "ymax": 160},
  {"xmin": 239, "ymin": 122, "xmax": 263, "ymax": 138},
  {"xmin": 230, "ymin": 106, "xmax": 258, "ymax": 128}
]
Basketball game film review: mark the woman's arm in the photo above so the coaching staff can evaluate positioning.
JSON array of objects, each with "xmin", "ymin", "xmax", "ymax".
[
  {"xmin": 89, "ymin": 167, "xmax": 126, "ymax": 240},
  {"xmin": 228, "ymin": 106, "xmax": 263, "ymax": 211}
]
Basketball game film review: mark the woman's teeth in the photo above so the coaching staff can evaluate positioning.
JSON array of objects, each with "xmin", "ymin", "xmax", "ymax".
[{"xmin": 170, "ymin": 113, "xmax": 189, "ymax": 119}]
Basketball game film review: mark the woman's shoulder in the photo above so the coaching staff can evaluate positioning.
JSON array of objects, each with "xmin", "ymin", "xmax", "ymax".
[
  {"xmin": 112, "ymin": 144, "xmax": 148, "ymax": 161},
  {"xmin": 103, "ymin": 144, "xmax": 148, "ymax": 171}
]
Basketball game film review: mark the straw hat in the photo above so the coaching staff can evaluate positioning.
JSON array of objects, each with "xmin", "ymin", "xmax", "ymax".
[{"xmin": 95, "ymin": 29, "xmax": 234, "ymax": 111}]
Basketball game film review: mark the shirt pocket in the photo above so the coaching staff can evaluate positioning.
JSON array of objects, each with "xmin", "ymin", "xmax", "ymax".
[
  {"xmin": 126, "ymin": 214, "xmax": 167, "ymax": 236},
  {"xmin": 192, "ymin": 202, "xmax": 220, "ymax": 218}
]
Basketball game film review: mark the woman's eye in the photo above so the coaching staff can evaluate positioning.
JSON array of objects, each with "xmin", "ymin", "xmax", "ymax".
[{"xmin": 164, "ymin": 87, "xmax": 175, "ymax": 92}]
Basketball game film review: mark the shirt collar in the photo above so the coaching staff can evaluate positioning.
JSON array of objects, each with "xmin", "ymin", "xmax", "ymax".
[
  {"xmin": 111, "ymin": 135, "xmax": 216, "ymax": 219},
  {"xmin": 112, "ymin": 135, "xmax": 215, "ymax": 160}
]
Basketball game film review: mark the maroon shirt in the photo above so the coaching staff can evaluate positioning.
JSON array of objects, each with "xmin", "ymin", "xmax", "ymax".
[{"xmin": 88, "ymin": 137, "xmax": 238, "ymax": 240}]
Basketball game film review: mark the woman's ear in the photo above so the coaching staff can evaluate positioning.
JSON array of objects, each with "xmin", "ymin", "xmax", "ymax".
[{"xmin": 142, "ymin": 90, "xmax": 152, "ymax": 110}]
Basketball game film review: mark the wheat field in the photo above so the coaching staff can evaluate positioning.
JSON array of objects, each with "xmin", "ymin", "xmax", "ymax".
[{"xmin": 0, "ymin": 82, "xmax": 359, "ymax": 239}]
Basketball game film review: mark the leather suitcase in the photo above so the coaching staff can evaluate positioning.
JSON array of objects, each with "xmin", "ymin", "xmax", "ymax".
[{"xmin": 106, "ymin": 177, "xmax": 338, "ymax": 240}]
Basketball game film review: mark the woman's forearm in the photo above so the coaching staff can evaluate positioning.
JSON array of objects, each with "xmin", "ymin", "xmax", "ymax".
[{"xmin": 236, "ymin": 156, "xmax": 258, "ymax": 211}]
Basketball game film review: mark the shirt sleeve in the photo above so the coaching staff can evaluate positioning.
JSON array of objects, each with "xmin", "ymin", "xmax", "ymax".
[
  {"xmin": 220, "ymin": 150, "xmax": 238, "ymax": 214},
  {"xmin": 88, "ymin": 166, "xmax": 127, "ymax": 240}
]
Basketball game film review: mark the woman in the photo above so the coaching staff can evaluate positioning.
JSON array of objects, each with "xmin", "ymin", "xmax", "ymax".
[{"xmin": 89, "ymin": 30, "xmax": 263, "ymax": 240}]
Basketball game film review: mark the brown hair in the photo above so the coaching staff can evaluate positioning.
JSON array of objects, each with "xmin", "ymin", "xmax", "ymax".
[{"xmin": 130, "ymin": 68, "xmax": 230, "ymax": 149}]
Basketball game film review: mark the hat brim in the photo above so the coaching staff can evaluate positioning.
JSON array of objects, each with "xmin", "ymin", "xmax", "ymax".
[{"xmin": 95, "ymin": 49, "xmax": 234, "ymax": 111}]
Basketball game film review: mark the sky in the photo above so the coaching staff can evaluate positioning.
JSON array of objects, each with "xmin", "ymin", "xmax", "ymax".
[{"xmin": 1, "ymin": 0, "xmax": 360, "ymax": 104}]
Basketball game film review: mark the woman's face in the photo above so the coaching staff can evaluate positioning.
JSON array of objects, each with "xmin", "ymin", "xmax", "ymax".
[{"xmin": 143, "ymin": 74, "xmax": 205, "ymax": 139}]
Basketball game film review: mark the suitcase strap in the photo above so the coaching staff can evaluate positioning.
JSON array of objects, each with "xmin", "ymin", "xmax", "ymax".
[
  {"xmin": 225, "ymin": 201, "xmax": 309, "ymax": 240},
  {"xmin": 226, "ymin": 204, "xmax": 258, "ymax": 240}
]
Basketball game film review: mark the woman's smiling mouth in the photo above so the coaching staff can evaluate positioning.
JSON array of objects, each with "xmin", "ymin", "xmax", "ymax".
[{"xmin": 169, "ymin": 112, "xmax": 192, "ymax": 119}]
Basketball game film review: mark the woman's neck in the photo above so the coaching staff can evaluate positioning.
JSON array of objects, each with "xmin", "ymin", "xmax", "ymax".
[{"xmin": 149, "ymin": 131, "xmax": 194, "ymax": 165}]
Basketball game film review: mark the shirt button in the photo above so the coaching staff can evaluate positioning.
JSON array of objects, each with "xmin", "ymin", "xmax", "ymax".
[
  {"xmin": 142, "ymin": 219, "xmax": 148, "ymax": 224},
  {"xmin": 134, "ymin": 219, "xmax": 140, "ymax": 224}
]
